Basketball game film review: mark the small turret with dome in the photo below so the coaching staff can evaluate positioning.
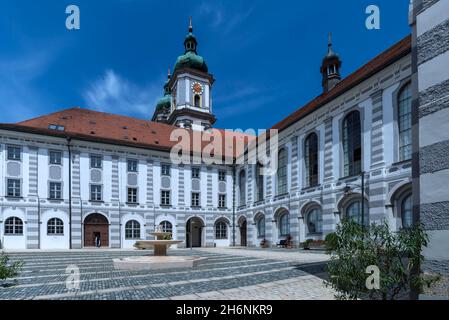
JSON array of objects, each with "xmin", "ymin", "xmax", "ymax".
[
  {"xmin": 151, "ymin": 69, "xmax": 172, "ymax": 123},
  {"xmin": 173, "ymin": 17, "xmax": 208, "ymax": 73},
  {"xmin": 320, "ymin": 33, "xmax": 342, "ymax": 93}
]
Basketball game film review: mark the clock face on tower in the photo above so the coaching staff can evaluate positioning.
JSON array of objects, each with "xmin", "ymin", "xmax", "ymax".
[{"xmin": 191, "ymin": 82, "xmax": 204, "ymax": 95}]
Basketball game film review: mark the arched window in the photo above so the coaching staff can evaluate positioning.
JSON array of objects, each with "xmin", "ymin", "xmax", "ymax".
[
  {"xmin": 306, "ymin": 208, "xmax": 323, "ymax": 234},
  {"xmin": 256, "ymin": 162, "xmax": 264, "ymax": 202},
  {"xmin": 279, "ymin": 212, "xmax": 290, "ymax": 236},
  {"xmin": 125, "ymin": 220, "xmax": 141, "ymax": 239},
  {"xmin": 342, "ymin": 111, "xmax": 362, "ymax": 177},
  {"xmin": 47, "ymin": 218, "xmax": 64, "ymax": 235},
  {"xmin": 304, "ymin": 133, "xmax": 319, "ymax": 187},
  {"xmin": 160, "ymin": 220, "xmax": 173, "ymax": 233},
  {"xmin": 239, "ymin": 170, "xmax": 246, "ymax": 206},
  {"xmin": 345, "ymin": 200, "xmax": 369, "ymax": 226},
  {"xmin": 4, "ymin": 217, "xmax": 23, "ymax": 235},
  {"xmin": 277, "ymin": 148, "xmax": 288, "ymax": 195},
  {"xmin": 400, "ymin": 194, "xmax": 413, "ymax": 229},
  {"xmin": 215, "ymin": 220, "xmax": 228, "ymax": 239},
  {"xmin": 194, "ymin": 95, "xmax": 201, "ymax": 108},
  {"xmin": 398, "ymin": 83, "xmax": 412, "ymax": 161},
  {"xmin": 256, "ymin": 215, "xmax": 265, "ymax": 238}
]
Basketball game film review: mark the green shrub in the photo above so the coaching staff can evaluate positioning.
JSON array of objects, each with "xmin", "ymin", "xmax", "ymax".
[
  {"xmin": 324, "ymin": 232, "xmax": 338, "ymax": 254},
  {"xmin": 325, "ymin": 219, "xmax": 433, "ymax": 300},
  {"xmin": 0, "ymin": 252, "xmax": 23, "ymax": 283}
]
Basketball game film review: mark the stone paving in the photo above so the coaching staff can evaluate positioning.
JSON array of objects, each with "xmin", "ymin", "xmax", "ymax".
[{"xmin": 0, "ymin": 248, "xmax": 335, "ymax": 300}]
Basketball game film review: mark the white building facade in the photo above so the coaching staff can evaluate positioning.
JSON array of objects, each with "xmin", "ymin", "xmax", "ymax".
[{"xmin": 0, "ymin": 21, "xmax": 423, "ymax": 251}]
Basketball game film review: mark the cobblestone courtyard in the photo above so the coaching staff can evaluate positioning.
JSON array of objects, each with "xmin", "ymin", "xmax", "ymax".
[{"xmin": 0, "ymin": 248, "xmax": 335, "ymax": 300}]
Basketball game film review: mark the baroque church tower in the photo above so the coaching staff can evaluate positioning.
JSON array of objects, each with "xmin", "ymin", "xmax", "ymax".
[{"xmin": 152, "ymin": 18, "xmax": 216, "ymax": 131}]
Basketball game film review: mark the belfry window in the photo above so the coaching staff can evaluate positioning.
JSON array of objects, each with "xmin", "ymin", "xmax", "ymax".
[
  {"xmin": 194, "ymin": 94, "xmax": 201, "ymax": 108},
  {"xmin": 342, "ymin": 110, "xmax": 362, "ymax": 177}
]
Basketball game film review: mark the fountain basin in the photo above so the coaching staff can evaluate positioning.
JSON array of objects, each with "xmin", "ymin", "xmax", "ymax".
[
  {"xmin": 113, "ymin": 255, "xmax": 207, "ymax": 270},
  {"xmin": 134, "ymin": 240, "xmax": 183, "ymax": 256}
]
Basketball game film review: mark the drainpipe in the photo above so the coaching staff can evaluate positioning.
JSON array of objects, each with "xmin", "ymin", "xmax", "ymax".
[
  {"xmin": 118, "ymin": 200, "xmax": 122, "ymax": 248},
  {"xmin": 67, "ymin": 137, "xmax": 73, "ymax": 249},
  {"xmin": 37, "ymin": 194, "xmax": 41, "ymax": 249},
  {"xmin": 232, "ymin": 163, "xmax": 236, "ymax": 247}
]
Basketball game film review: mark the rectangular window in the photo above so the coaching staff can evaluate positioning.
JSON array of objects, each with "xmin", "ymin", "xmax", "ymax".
[
  {"xmin": 90, "ymin": 155, "xmax": 102, "ymax": 169},
  {"xmin": 7, "ymin": 179, "xmax": 21, "ymax": 197},
  {"xmin": 49, "ymin": 151, "xmax": 62, "ymax": 165},
  {"xmin": 7, "ymin": 146, "xmax": 21, "ymax": 161},
  {"xmin": 49, "ymin": 182, "xmax": 62, "ymax": 199},
  {"xmin": 161, "ymin": 164, "xmax": 171, "ymax": 176},
  {"xmin": 191, "ymin": 192, "xmax": 200, "ymax": 207},
  {"xmin": 218, "ymin": 194, "xmax": 226, "ymax": 208},
  {"xmin": 161, "ymin": 190, "xmax": 171, "ymax": 206},
  {"xmin": 191, "ymin": 167, "xmax": 200, "ymax": 179},
  {"xmin": 218, "ymin": 170, "xmax": 226, "ymax": 181},
  {"xmin": 127, "ymin": 159, "xmax": 138, "ymax": 172},
  {"xmin": 90, "ymin": 185, "xmax": 102, "ymax": 201},
  {"xmin": 127, "ymin": 188, "xmax": 138, "ymax": 203}
]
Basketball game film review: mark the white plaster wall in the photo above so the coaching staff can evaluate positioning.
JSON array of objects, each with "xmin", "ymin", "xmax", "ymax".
[
  {"xmin": 418, "ymin": 51, "xmax": 449, "ymax": 91},
  {"xmin": 417, "ymin": 0, "xmax": 449, "ymax": 36},
  {"xmin": 332, "ymin": 115, "xmax": 342, "ymax": 179},
  {"xmin": 420, "ymin": 107, "xmax": 449, "ymax": 147},
  {"xmin": 79, "ymin": 153, "xmax": 89, "ymax": 201},
  {"xmin": 40, "ymin": 209, "xmax": 70, "ymax": 249},
  {"xmin": 226, "ymin": 168, "xmax": 233, "ymax": 208},
  {"xmin": 383, "ymin": 83, "xmax": 400, "ymax": 166},
  {"xmin": 37, "ymin": 148, "xmax": 48, "ymax": 199},
  {"xmin": 138, "ymin": 160, "xmax": 147, "ymax": 203},
  {"xmin": 172, "ymin": 165, "xmax": 179, "ymax": 207},
  {"xmin": 318, "ymin": 123, "xmax": 325, "ymax": 184},
  {"xmin": 360, "ymin": 98, "xmax": 373, "ymax": 172},
  {"xmin": 62, "ymin": 150, "xmax": 70, "ymax": 200},
  {"xmin": 420, "ymin": 169, "xmax": 449, "ymax": 205},
  {"xmin": 103, "ymin": 156, "xmax": 112, "ymax": 202},
  {"xmin": 22, "ymin": 147, "xmax": 30, "ymax": 197}
]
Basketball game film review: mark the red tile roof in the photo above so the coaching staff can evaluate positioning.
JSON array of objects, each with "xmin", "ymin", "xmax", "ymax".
[
  {"xmin": 271, "ymin": 35, "xmax": 411, "ymax": 132},
  {"xmin": 0, "ymin": 108, "xmax": 254, "ymax": 159}
]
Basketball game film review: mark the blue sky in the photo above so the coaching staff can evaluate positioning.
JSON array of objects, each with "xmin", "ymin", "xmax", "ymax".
[{"xmin": 0, "ymin": 0, "xmax": 411, "ymax": 130}]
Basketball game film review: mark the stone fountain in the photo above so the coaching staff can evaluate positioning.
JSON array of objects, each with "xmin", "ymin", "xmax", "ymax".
[{"xmin": 113, "ymin": 226, "xmax": 207, "ymax": 270}]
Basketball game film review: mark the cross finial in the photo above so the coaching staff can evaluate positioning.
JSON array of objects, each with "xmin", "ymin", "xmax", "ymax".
[
  {"xmin": 189, "ymin": 16, "xmax": 193, "ymax": 32},
  {"xmin": 328, "ymin": 32, "xmax": 332, "ymax": 47},
  {"xmin": 168, "ymin": 67, "xmax": 171, "ymax": 78}
]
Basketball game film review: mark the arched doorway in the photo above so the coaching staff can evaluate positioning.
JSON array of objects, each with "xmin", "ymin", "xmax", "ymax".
[
  {"xmin": 84, "ymin": 213, "xmax": 109, "ymax": 247},
  {"xmin": 239, "ymin": 216, "xmax": 247, "ymax": 247},
  {"xmin": 186, "ymin": 217, "xmax": 204, "ymax": 248}
]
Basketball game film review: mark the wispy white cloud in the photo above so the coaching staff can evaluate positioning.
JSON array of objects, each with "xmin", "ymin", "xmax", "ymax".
[
  {"xmin": 0, "ymin": 48, "xmax": 56, "ymax": 123},
  {"xmin": 83, "ymin": 70, "xmax": 163, "ymax": 119},
  {"xmin": 198, "ymin": 1, "xmax": 254, "ymax": 35}
]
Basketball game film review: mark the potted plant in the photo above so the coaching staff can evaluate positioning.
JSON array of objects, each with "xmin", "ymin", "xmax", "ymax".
[
  {"xmin": 285, "ymin": 234, "xmax": 293, "ymax": 249},
  {"xmin": 302, "ymin": 239, "xmax": 314, "ymax": 250},
  {"xmin": 260, "ymin": 238, "xmax": 269, "ymax": 248}
]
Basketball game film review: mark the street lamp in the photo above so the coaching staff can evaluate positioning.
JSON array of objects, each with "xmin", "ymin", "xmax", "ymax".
[{"xmin": 342, "ymin": 171, "xmax": 367, "ymax": 226}]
